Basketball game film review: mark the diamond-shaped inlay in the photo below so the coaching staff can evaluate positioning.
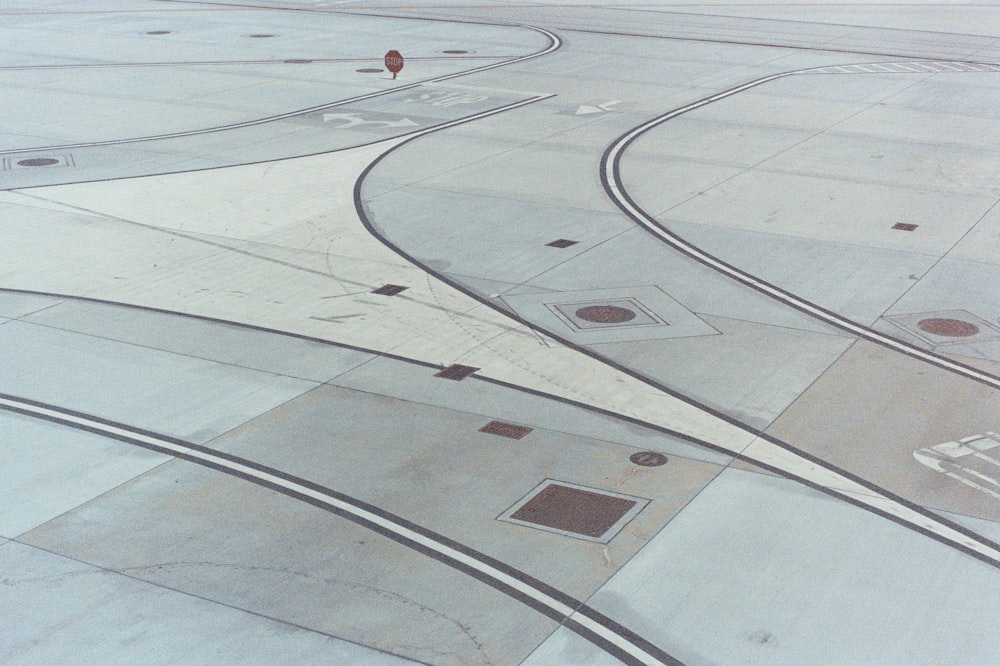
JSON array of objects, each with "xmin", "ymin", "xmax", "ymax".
[
  {"xmin": 499, "ymin": 480, "xmax": 648, "ymax": 542},
  {"xmin": 546, "ymin": 238, "xmax": 578, "ymax": 248},
  {"xmin": 885, "ymin": 309, "xmax": 1000, "ymax": 347},
  {"xmin": 502, "ymin": 286, "xmax": 719, "ymax": 344}
]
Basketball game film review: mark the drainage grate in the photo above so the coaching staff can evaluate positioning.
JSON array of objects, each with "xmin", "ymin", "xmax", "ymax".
[
  {"xmin": 893, "ymin": 223, "xmax": 919, "ymax": 231},
  {"xmin": 435, "ymin": 364, "xmax": 479, "ymax": 381},
  {"xmin": 372, "ymin": 284, "xmax": 408, "ymax": 296},
  {"xmin": 500, "ymin": 481, "xmax": 648, "ymax": 542},
  {"xmin": 357, "ymin": 68, "xmax": 384, "ymax": 73},
  {"xmin": 629, "ymin": 451, "xmax": 668, "ymax": 467},
  {"xmin": 480, "ymin": 421, "xmax": 533, "ymax": 439},
  {"xmin": 285, "ymin": 59, "xmax": 312, "ymax": 64},
  {"xmin": 546, "ymin": 238, "xmax": 578, "ymax": 248}
]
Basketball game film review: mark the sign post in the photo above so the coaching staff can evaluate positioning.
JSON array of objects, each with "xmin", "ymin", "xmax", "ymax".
[{"xmin": 384, "ymin": 50, "xmax": 404, "ymax": 79}]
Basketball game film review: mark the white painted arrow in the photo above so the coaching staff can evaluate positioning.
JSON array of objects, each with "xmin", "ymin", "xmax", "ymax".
[
  {"xmin": 575, "ymin": 100, "xmax": 621, "ymax": 115},
  {"xmin": 322, "ymin": 113, "xmax": 419, "ymax": 129}
]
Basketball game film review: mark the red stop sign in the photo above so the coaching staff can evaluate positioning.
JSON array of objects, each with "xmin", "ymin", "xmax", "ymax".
[{"xmin": 384, "ymin": 50, "xmax": 404, "ymax": 75}]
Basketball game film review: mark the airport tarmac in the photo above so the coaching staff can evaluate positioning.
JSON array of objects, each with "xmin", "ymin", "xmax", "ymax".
[{"xmin": 2, "ymin": 2, "xmax": 999, "ymax": 664}]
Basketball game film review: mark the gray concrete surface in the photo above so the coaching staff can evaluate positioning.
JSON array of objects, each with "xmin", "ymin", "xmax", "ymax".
[{"xmin": 3, "ymin": 1, "xmax": 1000, "ymax": 664}]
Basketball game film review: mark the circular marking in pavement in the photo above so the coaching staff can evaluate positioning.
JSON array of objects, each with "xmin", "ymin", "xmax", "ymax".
[
  {"xmin": 575, "ymin": 305, "xmax": 636, "ymax": 324},
  {"xmin": 16, "ymin": 158, "xmax": 60, "ymax": 167},
  {"xmin": 357, "ymin": 68, "xmax": 384, "ymax": 73},
  {"xmin": 629, "ymin": 451, "xmax": 668, "ymax": 467},
  {"xmin": 917, "ymin": 318, "xmax": 979, "ymax": 337},
  {"xmin": 442, "ymin": 49, "xmax": 470, "ymax": 54}
]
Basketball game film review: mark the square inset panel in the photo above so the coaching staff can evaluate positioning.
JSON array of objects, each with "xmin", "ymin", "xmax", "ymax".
[
  {"xmin": 892, "ymin": 223, "xmax": 919, "ymax": 231},
  {"xmin": 3, "ymin": 154, "xmax": 74, "ymax": 170},
  {"xmin": 501, "ymin": 286, "xmax": 719, "ymax": 344},
  {"xmin": 498, "ymin": 480, "xmax": 648, "ymax": 543},
  {"xmin": 884, "ymin": 309, "xmax": 1000, "ymax": 347},
  {"xmin": 551, "ymin": 298, "xmax": 663, "ymax": 331}
]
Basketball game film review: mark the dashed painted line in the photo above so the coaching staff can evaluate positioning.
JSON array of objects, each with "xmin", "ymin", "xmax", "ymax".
[
  {"xmin": 601, "ymin": 61, "xmax": 1000, "ymax": 393},
  {"xmin": 0, "ymin": 392, "xmax": 681, "ymax": 666}
]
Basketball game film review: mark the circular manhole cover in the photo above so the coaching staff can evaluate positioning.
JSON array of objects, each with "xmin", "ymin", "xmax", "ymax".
[
  {"xmin": 249, "ymin": 33, "xmax": 274, "ymax": 38},
  {"xmin": 442, "ymin": 49, "xmax": 470, "ymax": 54},
  {"xmin": 17, "ymin": 158, "xmax": 60, "ymax": 167},
  {"xmin": 917, "ymin": 318, "xmax": 979, "ymax": 337},
  {"xmin": 576, "ymin": 305, "xmax": 636, "ymax": 324},
  {"xmin": 630, "ymin": 451, "xmax": 668, "ymax": 467},
  {"xmin": 145, "ymin": 30, "xmax": 172, "ymax": 35},
  {"xmin": 356, "ymin": 67, "xmax": 384, "ymax": 73}
]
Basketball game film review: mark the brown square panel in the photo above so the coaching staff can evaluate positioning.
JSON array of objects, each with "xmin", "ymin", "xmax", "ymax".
[
  {"xmin": 434, "ymin": 364, "xmax": 479, "ymax": 381},
  {"xmin": 499, "ymin": 481, "xmax": 648, "ymax": 543},
  {"xmin": 480, "ymin": 421, "xmax": 533, "ymax": 439},
  {"xmin": 892, "ymin": 223, "xmax": 919, "ymax": 231}
]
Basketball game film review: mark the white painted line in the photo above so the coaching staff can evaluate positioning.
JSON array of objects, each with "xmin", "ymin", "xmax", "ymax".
[
  {"xmin": 0, "ymin": 24, "xmax": 561, "ymax": 157},
  {"xmin": 0, "ymin": 394, "xmax": 673, "ymax": 666},
  {"xmin": 604, "ymin": 70, "xmax": 1000, "ymax": 394}
]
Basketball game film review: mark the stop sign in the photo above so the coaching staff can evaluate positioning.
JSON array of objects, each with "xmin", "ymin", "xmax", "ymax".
[{"xmin": 384, "ymin": 50, "xmax": 404, "ymax": 78}]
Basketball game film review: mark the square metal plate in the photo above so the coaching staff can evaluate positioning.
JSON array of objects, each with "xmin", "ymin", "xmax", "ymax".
[{"xmin": 498, "ymin": 480, "xmax": 648, "ymax": 543}]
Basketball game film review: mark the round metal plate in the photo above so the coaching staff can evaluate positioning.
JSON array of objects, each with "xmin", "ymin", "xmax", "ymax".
[
  {"xmin": 629, "ymin": 451, "xmax": 668, "ymax": 467},
  {"xmin": 917, "ymin": 318, "xmax": 979, "ymax": 337},
  {"xmin": 575, "ymin": 305, "xmax": 637, "ymax": 324}
]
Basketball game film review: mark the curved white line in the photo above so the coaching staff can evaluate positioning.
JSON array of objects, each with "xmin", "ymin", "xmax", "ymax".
[
  {"xmin": 0, "ymin": 24, "xmax": 561, "ymax": 156},
  {"xmin": 603, "ymin": 61, "xmax": 1000, "ymax": 391},
  {"xmin": 0, "ymin": 393, "xmax": 671, "ymax": 666}
]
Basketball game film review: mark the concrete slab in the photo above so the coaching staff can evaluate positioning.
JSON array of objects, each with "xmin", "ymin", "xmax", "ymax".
[
  {"xmin": 582, "ymin": 468, "xmax": 1000, "ymax": 666},
  {"xmin": 6, "ymin": 2, "xmax": 1000, "ymax": 662},
  {"xmin": 191, "ymin": 383, "xmax": 726, "ymax": 596},
  {"xmin": 0, "ymin": 541, "xmax": 415, "ymax": 665},
  {"xmin": 0, "ymin": 319, "xmax": 317, "ymax": 443},
  {"xmin": 658, "ymin": 219, "xmax": 938, "ymax": 326},
  {"xmin": 19, "ymin": 458, "xmax": 560, "ymax": 666},
  {"xmin": 0, "ymin": 291, "xmax": 63, "ymax": 319},
  {"xmin": 767, "ymin": 340, "xmax": 1000, "ymax": 522},
  {"xmin": 659, "ymin": 168, "xmax": 994, "ymax": 255},
  {"xmin": 592, "ymin": 315, "xmax": 854, "ymax": 429},
  {"xmin": 0, "ymin": 411, "xmax": 168, "ymax": 538},
  {"xmin": 19, "ymin": 298, "xmax": 376, "ymax": 383},
  {"xmin": 329, "ymin": 354, "xmax": 734, "ymax": 466}
]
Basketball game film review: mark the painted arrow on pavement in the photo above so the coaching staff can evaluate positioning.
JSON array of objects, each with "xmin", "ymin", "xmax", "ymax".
[{"xmin": 322, "ymin": 112, "xmax": 419, "ymax": 129}]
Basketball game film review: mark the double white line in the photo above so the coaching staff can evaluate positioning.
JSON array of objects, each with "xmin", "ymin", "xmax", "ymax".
[
  {"xmin": 602, "ymin": 65, "xmax": 1000, "ymax": 392},
  {"xmin": 0, "ymin": 393, "xmax": 679, "ymax": 666}
]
